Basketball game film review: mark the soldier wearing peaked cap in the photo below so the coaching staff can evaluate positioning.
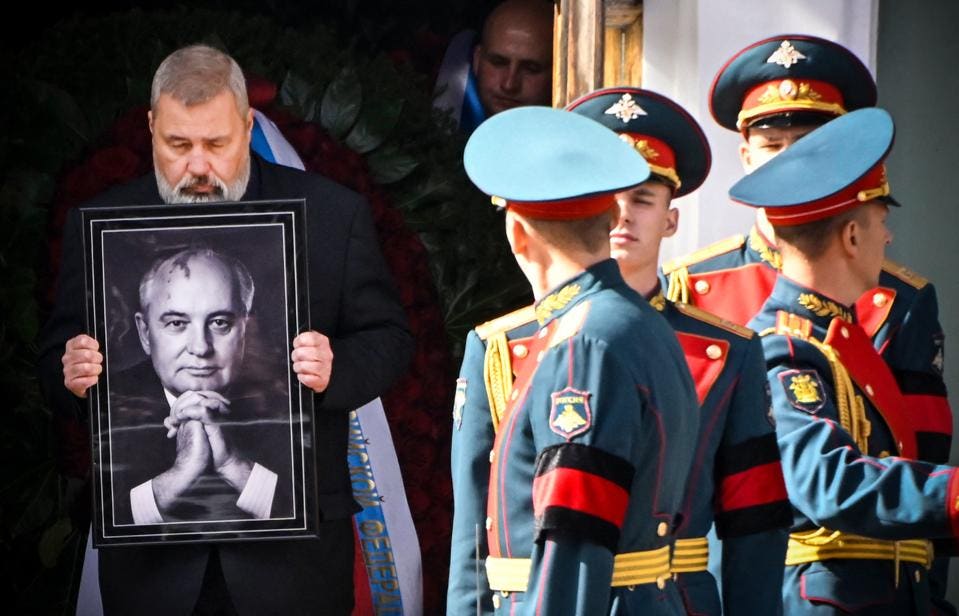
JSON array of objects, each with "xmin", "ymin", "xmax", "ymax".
[
  {"xmin": 663, "ymin": 34, "xmax": 878, "ymax": 326},
  {"xmin": 737, "ymin": 107, "xmax": 958, "ymax": 615},
  {"xmin": 664, "ymin": 34, "xmax": 951, "ymax": 466},
  {"xmin": 451, "ymin": 106, "xmax": 699, "ymax": 615},
  {"xmin": 664, "ymin": 41, "xmax": 954, "ymax": 602},
  {"xmin": 567, "ymin": 87, "xmax": 792, "ymax": 616}
]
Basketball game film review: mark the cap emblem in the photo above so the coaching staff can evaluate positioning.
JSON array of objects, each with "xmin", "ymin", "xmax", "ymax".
[
  {"xmin": 758, "ymin": 81, "xmax": 823, "ymax": 105},
  {"xmin": 619, "ymin": 134, "xmax": 660, "ymax": 161},
  {"xmin": 605, "ymin": 93, "xmax": 647, "ymax": 123},
  {"xmin": 767, "ymin": 40, "xmax": 807, "ymax": 68}
]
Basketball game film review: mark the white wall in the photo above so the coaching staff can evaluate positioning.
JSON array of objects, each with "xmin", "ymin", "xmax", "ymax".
[{"xmin": 642, "ymin": 0, "xmax": 878, "ymax": 263}]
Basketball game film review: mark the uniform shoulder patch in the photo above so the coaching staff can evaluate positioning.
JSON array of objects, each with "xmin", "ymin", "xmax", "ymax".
[
  {"xmin": 549, "ymin": 387, "xmax": 592, "ymax": 440},
  {"xmin": 778, "ymin": 369, "xmax": 826, "ymax": 414},
  {"xmin": 452, "ymin": 378, "xmax": 467, "ymax": 430},
  {"xmin": 662, "ymin": 234, "xmax": 746, "ymax": 274},
  {"xmin": 475, "ymin": 305, "xmax": 537, "ymax": 341},
  {"xmin": 882, "ymin": 259, "xmax": 929, "ymax": 290},
  {"xmin": 673, "ymin": 302, "xmax": 754, "ymax": 339}
]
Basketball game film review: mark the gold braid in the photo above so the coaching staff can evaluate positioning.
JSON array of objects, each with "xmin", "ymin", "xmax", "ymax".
[
  {"xmin": 483, "ymin": 332, "xmax": 514, "ymax": 434},
  {"xmin": 666, "ymin": 267, "xmax": 690, "ymax": 304}
]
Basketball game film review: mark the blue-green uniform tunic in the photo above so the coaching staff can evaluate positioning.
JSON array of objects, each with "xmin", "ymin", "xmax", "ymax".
[
  {"xmin": 749, "ymin": 275, "xmax": 959, "ymax": 615},
  {"xmin": 454, "ymin": 260, "xmax": 699, "ymax": 615},
  {"xmin": 649, "ymin": 291, "xmax": 791, "ymax": 615}
]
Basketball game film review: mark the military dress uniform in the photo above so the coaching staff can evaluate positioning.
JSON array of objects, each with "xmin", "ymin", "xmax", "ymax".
[
  {"xmin": 663, "ymin": 34, "xmax": 878, "ymax": 328},
  {"xmin": 662, "ymin": 37, "xmax": 950, "ymax": 437},
  {"xmin": 566, "ymin": 87, "xmax": 793, "ymax": 615},
  {"xmin": 448, "ymin": 293, "xmax": 793, "ymax": 616},
  {"xmin": 733, "ymin": 108, "xmax": 959, "ymax": 614},
  {"xmin": 458, "ymin": 107, "xmax": 700, "ymax": 615},
  {"xmin": 665, "ymin": 40, "xmax": 954, "ymax": 602},
  {"xmin": 447, "ymin": 307, "xmax": 537, "ymax": 615},
  {"xmin": 664, "ymin": 229, "xmax": 953, "ymax": 465}
]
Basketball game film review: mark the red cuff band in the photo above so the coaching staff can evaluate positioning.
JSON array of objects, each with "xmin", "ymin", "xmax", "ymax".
[
  {"xmin": 532, "ymin": 467, "xmax": 629, "ymax": 528},
  {"xmin": 719, "ymin": 461, "xmax": 788, "ymax": 512}
]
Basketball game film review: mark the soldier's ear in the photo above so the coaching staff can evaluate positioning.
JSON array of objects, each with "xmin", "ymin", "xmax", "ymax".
[
  {"xmin": 504, "ymin": 210, "xmax": 530, "ymax": 256},
  {"xmin": 135, "ymin": 312, "xmax": 152, "ymax": 355},
  {"xmin": 147, "ymin": 110, "xmax": 154, "ymax": 135},
  {"xmin": 663, "ymin": 207, "xmax": 679, "ymax": 238},
  {"xmin": 839, "ymin": 218, "xmax": 860, "ymax": 258}
]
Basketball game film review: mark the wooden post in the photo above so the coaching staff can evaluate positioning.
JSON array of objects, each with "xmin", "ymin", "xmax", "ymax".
[
  {"xmin": 552, "ymin": 1, "xmax": 643, "ymax": 108},
  {"xmin": 603, "ymin": 1, "xmax": 643, "ymax": 87},
  {"xmin": 552, "ymin": 0, "xmax": 605, "ymax": 108}
]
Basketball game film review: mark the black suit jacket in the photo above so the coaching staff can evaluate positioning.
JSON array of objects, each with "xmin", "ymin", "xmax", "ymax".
[
  {"xmin": 37, "ymin": 153, "xmax": 413, "ymax": 615},
  {"xmin": 108, "ymin": 360, "xmax": 294, "ymax": 526}
]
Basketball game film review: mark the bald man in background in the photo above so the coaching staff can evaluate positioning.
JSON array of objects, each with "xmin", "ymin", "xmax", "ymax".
[
  {"xmin": 434, "ymin": 0, "xmax": 553, "ymax": 131},
  {"xmin": 472, "ymin": 0, "xmax": 553, "ymax": 115}
]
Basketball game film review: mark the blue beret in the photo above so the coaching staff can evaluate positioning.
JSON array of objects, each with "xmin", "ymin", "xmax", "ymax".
[
  {"xmin": 729, "ymin": 107, "xmax": 897, "ymax": 225},
  {"xmin": 463, "ymin": 106, "xmax": 650, "ymax": 219}
]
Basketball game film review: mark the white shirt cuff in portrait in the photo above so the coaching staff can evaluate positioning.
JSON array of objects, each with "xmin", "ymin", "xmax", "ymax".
[
  {"xmin": 236, "ymin": 463, "xmax": 277, "ymax": 519},
  {"xmin": 130, "ymin": 480, "xmax": 163, "ymax": 525}
]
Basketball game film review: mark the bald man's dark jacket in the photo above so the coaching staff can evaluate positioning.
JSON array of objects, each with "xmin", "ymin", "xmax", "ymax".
[{"xmin": 37, "ymin": 153, "xmax": 413, "ymax": 615}]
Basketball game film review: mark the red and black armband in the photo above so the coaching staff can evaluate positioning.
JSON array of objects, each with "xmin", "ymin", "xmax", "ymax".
[
  {"xmin": 714, "ymin": 433, "xmax": 792, "ymax": 538},
  {"xmin": 894, "ymin": 369, "xmax": 952, "ymax": 463},
  {"xmin": 532, "ymin": 443, "xmax": 634, "ymax": 552}
]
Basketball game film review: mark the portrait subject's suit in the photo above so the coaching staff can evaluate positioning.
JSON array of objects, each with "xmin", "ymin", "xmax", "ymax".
[
  {"xmin": 37, "ymin": 153, "xmax": 413, "ymax": 615},
  {"xmin": 107, "ymin": 360, "xmax": 294, "ymax": 526}
]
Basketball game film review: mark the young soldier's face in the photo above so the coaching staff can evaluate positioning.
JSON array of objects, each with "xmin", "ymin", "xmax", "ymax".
[
  {"xmin": 739, "ymin": 124, "xmax": 818, "ymax": 173},
  {"xmin": 610, "ymin": 181, "xmax": 678, "ymax": 276}
]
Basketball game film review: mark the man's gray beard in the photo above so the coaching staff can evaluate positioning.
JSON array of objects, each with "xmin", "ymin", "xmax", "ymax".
[{"xmin": 155, "ymin": 155, "xmax": 251, "ymax": 204}]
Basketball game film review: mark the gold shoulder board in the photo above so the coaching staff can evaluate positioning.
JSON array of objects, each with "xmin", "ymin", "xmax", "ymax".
[
  {"xmin": 673, "ymin": 302, "xmax": 754, "ymax": 339},
  {"xmin": 662, "ymin": 234, "xmax": 746, "ymax": 274},
  {"xmin": 882, "ymin": 259, "xmax": 929, "ymax": 290},
  {"xmin": 475, "ymin": 305, "xmax": 537, "ymax": 341}
]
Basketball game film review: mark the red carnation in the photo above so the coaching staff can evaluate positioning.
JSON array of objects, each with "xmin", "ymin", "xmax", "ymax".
[
  {"xmin": 246, "ymin": 75, "xmax": 278, "ymax": 109},
  {"xmin": 111, "ymin": 105, "xmax": 152, "ymax": 155}
]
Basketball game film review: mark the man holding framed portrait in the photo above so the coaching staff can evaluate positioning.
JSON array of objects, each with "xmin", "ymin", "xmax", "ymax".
[{"xmin": 37, "ymin": 44, "xmax": 413, "ymax": 616}]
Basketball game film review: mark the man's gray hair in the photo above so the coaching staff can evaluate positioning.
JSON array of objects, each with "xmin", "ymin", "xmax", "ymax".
[
  {"xmin": 151, "ymin": 44, "xmax": 249, "ymax": 116},
  {"xmin": 139, "ymin": 247, "xmax": 255, "ymax": 317}
]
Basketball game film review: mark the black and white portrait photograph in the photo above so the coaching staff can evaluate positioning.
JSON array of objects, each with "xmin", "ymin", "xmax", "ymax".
[{"xmin": 82, "ymin": 201, "xmax": 316, "ymax": 545}]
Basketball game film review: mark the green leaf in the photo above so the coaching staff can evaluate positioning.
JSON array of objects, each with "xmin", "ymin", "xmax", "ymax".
[
  {"xmin": 279, "ymin": 72, "xmax": 317, "ymax": 121},
  {"xmin": 320, "ymin": 67, "xmax": 362, "ymax": 139},
  {"xmin": 366, "ymin": 147, "xmax": 419, "ymax": 184},
  {"xmin": 344, "ymin": 96, "xmax": 404, "ymax": 154},
  {"xmin": 38, "ymin": 517, "xmax": 73, "ymax": 568},
  {"xmin": 31, "ymin": 80, "xmax": 90, "ymax": 145}
]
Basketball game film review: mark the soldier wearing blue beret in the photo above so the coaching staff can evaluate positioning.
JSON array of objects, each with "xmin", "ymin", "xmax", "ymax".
[
  {"xmin": 665, "ymin": 39, "xmax": 954, "ymax": 607},
  {"xmin": 663, "ymin": 34, "xmax": 951, "ymax": 472},
  {"xmin": 451, "ymin": 106, "xmax": 699, "ymax": 615},
  {"xmin": 567, "ymin": 87, "xmax": 792, "ymax": 616},
  {"xmin": 736, "ymin": 107, "xmax": 958, "ymax": 615}
]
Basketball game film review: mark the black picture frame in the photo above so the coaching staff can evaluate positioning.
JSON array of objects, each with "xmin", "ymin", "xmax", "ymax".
[{"xmin": 81, "ymin": 199, "xmax": 317, "ymax": 546}]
